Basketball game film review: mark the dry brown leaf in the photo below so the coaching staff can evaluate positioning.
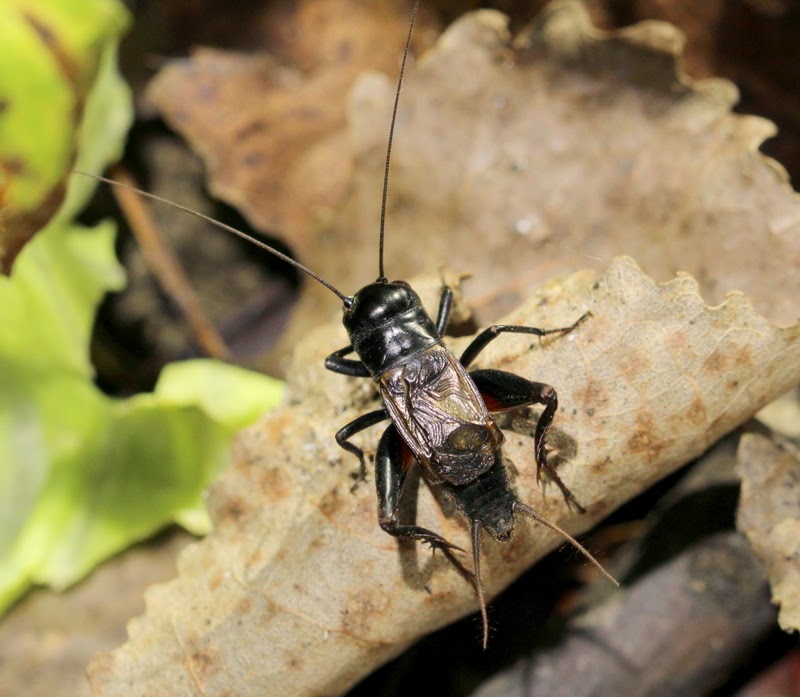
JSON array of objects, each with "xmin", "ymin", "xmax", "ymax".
[
  {"xmin": 87, "ymin": 257, "xmax": 800, "ymax": 696},
  {"xmin": 264, "ymin": 2, "xmax": 800, "ymax": 369},
  {"xmin": 144, "ymin": 0, "xmax": 438, "ymax": 256},
  {"xmin": 143, "ymin": 3, "xmax": 800, "ymax": 373},
  {"xmin": 0, "ymin": 532, "xmax": 192, "ymax": 697},
  {"xmin": 736, "ymin": 433, "xmax": 800, "ymax": 634}
]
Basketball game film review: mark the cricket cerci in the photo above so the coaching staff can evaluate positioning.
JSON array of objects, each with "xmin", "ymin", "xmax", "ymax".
[{"xmin": 81, "ymin": 0, "xmax": 617, "ymax": 646}]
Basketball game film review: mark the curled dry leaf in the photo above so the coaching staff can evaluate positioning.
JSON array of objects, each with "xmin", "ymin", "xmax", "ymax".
[
  {"xmin": 144, "ymin": 0, "xmax": 437, "ymax": 257},
  {"xmin": 331, "ymin": 1, "xmax": 800, "ymax": 324},
  {"xmin": 736, "ymin": 433, "xmax": 800, "ymax": 634},
  {"xmin": 87, "ymin": 258, "xmax": 800, "ymax": 697},
  {"xmin": 145, "ymin": 2, "xmax": 800, "ymax": 365}
]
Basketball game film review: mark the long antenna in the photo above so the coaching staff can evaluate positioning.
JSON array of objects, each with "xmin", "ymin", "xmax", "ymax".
[
  {"xmin": 73, "ymin": 171, "xmax": 349, "ymax": 303},
  {"xmin": 377, "ymin": 0, "xmax": 420, "ymax": 282}
]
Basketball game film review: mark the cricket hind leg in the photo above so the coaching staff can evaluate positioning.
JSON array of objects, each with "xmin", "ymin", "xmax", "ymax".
[
  {"xmin": 375, "ymin": 425, "xmax": 465, "ymax": 555},
  {"xmin": 469, "ymin": 369, "xmax": 586, "ymax": 513},
  {"xmin": 375, "ymin": 425, "xmax": 484, "ymax": 620}
]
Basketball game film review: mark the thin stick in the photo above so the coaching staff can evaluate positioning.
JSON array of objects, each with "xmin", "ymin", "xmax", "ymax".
[{"xmin": 107, "ymin": 164, "xmax": 231, "ymax": 360}]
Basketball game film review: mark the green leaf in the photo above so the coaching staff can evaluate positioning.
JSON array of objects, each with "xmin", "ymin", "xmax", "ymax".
[
  {"xmin": 0, "ymin": 220, "xmax": 123, "ymax": 607},
  {"xmin": 0, "ymin": 0, "xmax": 130, "ymax": 213},
  {"xmin": 0, "ymin": 0, "xmax": 285, "ymax": 614},
  {"xmin": 155, "ymin": 359, "xmax": 285, "ymax": 434}
]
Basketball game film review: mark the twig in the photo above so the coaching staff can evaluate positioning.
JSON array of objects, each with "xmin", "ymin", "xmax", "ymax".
[{"xmin": 107, "ymin": 163, "xmax": 231, "ymax": 360}]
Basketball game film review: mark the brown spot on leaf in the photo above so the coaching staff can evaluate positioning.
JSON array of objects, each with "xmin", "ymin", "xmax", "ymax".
[
  {"xmin": 24, "ymin": 12, "xmax": 80, "ymax": 92},
  {"xmin": 263, "ymin": 411, "xmax": 293, "ymax": 440},
  {"xmin": 734, "ymin": 346, "xmax": 754, "ymax": 368},
  {"xmin": 236, "ymin": 596, "xmax": 252, "ymax": 617},
  {"xmin": 216, "ymin": 495, "xmax": 246, "ymax": 524},
  {"xmin": 318, "ymin": 488, "xmax": 344, "ymax": 518},
  {"xmin": 684, "ymin": 395, "xmax": 708, "ymax": 427},
  {"xmin": 234, "ymin": 119, "xmax": 267, "ymax": 142},
  {"xmin": 591, "ymin": 456, "xmax": 612, "ymax": 475},
  {"xmin": 666, "ymin": 331, "xmax": 692, "ymax": 357},
  {"xmin": 245, "ymin": 547, "xmax": 265, "ymax": 571},
  {"xmin": 618, "ymin": 347, "xmax": 651, "ymax": 377},
  {"xmin": 26, "ymin": 12, "xmax": 56, "ymax": 46},
  {"xmin": 626, "ymin": 411, "xmax": 667, "ymax": 461},
  {"xmin": 339, "ymin": 587, "xmax": 392, "ymax": 640},
  {"xmin": 703, "ymin": 349, "xmax": 727, "ymax": 374},
  {"xmin": 581, "ymin": 379, "xmax": 609, "ymax": 412},
  {"xmin": 258, "ymin": 467, "xmax": 290, "ymax": 503},
  {"xmin": 189, "ymin": 647, "xmax": 219, "ymax": 679},
  {"xmin": 337, "ymin": 38, "xmax": 354, "ymax": 63},
  {"xmin": 1, "ymin": 157, "xmax": 24, "ymax": 175}
]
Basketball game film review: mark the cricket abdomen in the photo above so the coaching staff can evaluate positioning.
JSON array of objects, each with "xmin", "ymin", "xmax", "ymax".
[{"xmin": 440, "ymin": 459, "xmax": 517, "ymax": 542}]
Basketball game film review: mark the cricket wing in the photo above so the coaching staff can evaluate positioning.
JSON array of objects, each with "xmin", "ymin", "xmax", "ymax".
[{"xmin": 378, "ymin": 346, "xmax": 503, "ymax": 485}]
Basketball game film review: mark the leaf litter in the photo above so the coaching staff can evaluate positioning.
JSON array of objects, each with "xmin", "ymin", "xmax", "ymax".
[
  {"xmin": 87, "ymin": 256, "xmax": 800, "ymax": 696},
  {"xmin": 87, "ymin": 1, "xmax": 800, "ymax": 695},
  {"xmin": 144, "ymin": 0, "xmax": 439, "ymax": 260},
  {"xmin": 737, "ymin": 433, "xmax": 800, "ymax": 634},
  {"xmin": 148, "ymin": 1, "xmax": 800, "ymax": 369}
]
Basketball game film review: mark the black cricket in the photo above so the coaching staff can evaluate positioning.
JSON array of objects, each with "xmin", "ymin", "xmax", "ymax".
[{"xmin": 79, "ymin": 0, "xmax": 616, "ymax": 647}]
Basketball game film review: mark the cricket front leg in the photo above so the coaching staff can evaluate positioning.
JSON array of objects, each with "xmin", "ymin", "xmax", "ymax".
[
  {"xmin": 325, "ymin": 344, "xmax": 371, "ymax": 377},
  {"xmin": 335, "ymin": 409, "xmax": 388, "ymax": 482}
]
